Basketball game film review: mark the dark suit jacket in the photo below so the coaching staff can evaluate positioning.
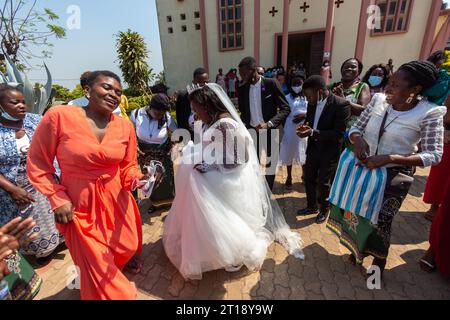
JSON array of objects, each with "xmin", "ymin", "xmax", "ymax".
[
  {"xmin": 306, "ymin": 93, "xmax": 351, "ymax": 161},
  {"xmin": 175, "ymin": 90, "xmax": 191, "ymax": 131},
  {"xmin": 237, "ymin": 77, "xmax": 290, "ymax": 129}
]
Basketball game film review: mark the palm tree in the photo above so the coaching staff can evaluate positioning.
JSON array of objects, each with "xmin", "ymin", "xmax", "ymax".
[{"xmin": 116, "ymin": 29, "xmax": 154, "ymax": 95}]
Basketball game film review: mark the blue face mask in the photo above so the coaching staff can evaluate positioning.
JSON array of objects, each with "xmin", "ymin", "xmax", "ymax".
[
  {"xmin": 368, "ymin": 76, "xmax": 383, "ymax": 87},
  {"xmin": 0, "ymin": 105, "xmax": 22, "ymax": 122}
]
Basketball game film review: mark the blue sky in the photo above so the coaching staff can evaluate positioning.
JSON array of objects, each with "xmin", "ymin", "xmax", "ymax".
[{"xmin": 26, "ymin": 0, "xmax": 164, "ymax": 89}]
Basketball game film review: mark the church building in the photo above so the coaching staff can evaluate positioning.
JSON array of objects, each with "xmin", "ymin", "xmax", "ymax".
[{"xmin": 156, "ymin": 0, "xmax": 450, "ymax": 91}]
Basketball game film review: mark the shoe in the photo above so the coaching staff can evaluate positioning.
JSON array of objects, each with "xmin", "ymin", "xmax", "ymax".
[
  {"xmin": 419, "ymin": 259, "xmax": 436, "ymax": 273},
  {"xmin": 297, "ymin": 207, "xmax": 319, "ymax": 216},
  {"xmin": 315, "ymin": 211, "xmax": 329, "ymax": 224},
  {"xmin": 225, "ymin": 265, "xmax": 243, "ymax": 273}
]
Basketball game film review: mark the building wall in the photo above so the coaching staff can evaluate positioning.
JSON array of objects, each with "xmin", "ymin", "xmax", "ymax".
[
  {"xmin": 259, "ymin": 0, "xmax": 284, "ymax": 67},
  {"xmin": 204, "ymin": 0, "xmax": 255, "ymax": 80},
  {"xmin": 330, "ymin": 0, "xmax": 361, "ymax": 83},
  {"xmin": 156, "ymin": 0, "xmax": 433, "ymax": 91},
  {"xmin": 362, "ymin": 0, "xmax": 433, "ymax": 76},
  {"xmin": 156, "ymin": 0, "xmax": 203, "ymax": 92},
  {"xmin": 287, "ymin": 0, "xmax": 329, "ymax": 32}
]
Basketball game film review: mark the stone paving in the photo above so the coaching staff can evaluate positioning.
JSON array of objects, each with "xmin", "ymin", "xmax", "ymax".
[{"xmin": 34, "ymin": 166, "xmax": 450, "ymax": 300}]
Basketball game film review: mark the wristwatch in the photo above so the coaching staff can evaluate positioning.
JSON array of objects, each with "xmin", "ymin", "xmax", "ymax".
[{"xmin": 267, "ymin": 121, "xmax": 275, "ymax": 128}]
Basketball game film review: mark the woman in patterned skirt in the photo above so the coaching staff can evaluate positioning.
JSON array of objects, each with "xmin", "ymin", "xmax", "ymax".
[
  {"xmin": 327, "ymin": 61, "xmax": 446, "ymax": 277},
  {"xmin": 131, "ymin": 94, "xmax": 177, "ymax": 212},
  {"xmin": 0, "ymin": 85, "xmax": 63, "ymax": 258},
  {"xmin": 0, "ymin": 85, "xmax": 63, "ymax": 299}
]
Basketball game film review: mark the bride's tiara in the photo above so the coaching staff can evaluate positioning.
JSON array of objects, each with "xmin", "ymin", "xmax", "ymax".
[{"xmin": 186, "ymin": 83, "xmax": 208, "ymax": 95}]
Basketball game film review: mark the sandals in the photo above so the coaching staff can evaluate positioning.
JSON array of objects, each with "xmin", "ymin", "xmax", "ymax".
[
  {"xmin": 225, "ymin": 265, "xmax": 243, "ymax": 273},
  {"xmin": 125, "ymin": 257, "xmax": 142, "ymax": 275},
  {"xmin": 419, "ymin": 259, "xmax": 437, "ymax": 273}
]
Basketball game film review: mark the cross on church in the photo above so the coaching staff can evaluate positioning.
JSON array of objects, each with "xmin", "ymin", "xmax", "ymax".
[
  {"xmin": 335, "ymin": 0, "xmax": 344, "ymax": 8},
  {"xmin": 269, "ymin": 6, "xmax": 278, "ymax": 17},
  {"xmin": 300, "ymin": 2, "xmax": 310, "ymax": 13}
]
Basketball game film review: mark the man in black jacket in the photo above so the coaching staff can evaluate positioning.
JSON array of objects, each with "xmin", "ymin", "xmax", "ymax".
[
  {"xmin": 175, "ymin": 67, "xmax": 209, "ymax": 140},
  {"xmin": 238, "ymin": 56, "xmax": 290, "ymax": 190},
  {"xmin": 297, "ymin": 75, "xmax": 351, "ymax": 224}
]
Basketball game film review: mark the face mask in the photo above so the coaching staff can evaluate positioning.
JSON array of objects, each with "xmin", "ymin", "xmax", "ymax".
[
  {"xmin": 0, "ymin": 105, "xmax": 22, "ymax": 122},
  {"xmin": 368, "ymin": 76, "xmax": 383, "ymax": 87},
  {"xmin": 292, "ymin": 86, "xmax": 302, "ymax": 94}
]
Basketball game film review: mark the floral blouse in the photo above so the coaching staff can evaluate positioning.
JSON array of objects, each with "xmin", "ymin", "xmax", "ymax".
[{"xmin": 0, "ymin": 113, "xmax": 41, "ymax": 183}]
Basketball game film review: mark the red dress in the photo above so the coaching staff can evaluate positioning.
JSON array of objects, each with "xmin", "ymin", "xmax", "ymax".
[
  {"xmin": 429, "ymin": 175, "xmax": 450, "ymax": 277},
  {"xmin": 27, "ymin": 106, "xmax": 143, "ymax": 300},
  {"xmin": 424, "ymin": 144, "xmax": 450, "ymax": 205}
]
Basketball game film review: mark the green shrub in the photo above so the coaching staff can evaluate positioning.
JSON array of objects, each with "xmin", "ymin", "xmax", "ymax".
[
  {"xmin": 443, "ymin": 50, "xmax": 450, "ymax": 73},
  {"xmin": 126, "ymin": 95, "xmax": 152, "ymax": 113}
]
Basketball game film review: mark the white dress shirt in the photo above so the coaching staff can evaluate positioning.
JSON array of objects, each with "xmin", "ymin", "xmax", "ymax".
[
  {"xmin": 130, "ymin": 108, "xmax": 177, "ymax": 145},
  {"xmin": 313, "ymin": 98, "xmax": 328, "ymax": 130},
  {"xmin": 249, "ymin": 77, "xmax": 265, "ymax": 128}
]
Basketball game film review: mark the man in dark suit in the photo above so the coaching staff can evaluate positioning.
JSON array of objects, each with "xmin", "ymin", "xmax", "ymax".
[
  {"xmin": 297, "ymin": 75, "xmax": 351, "ymax": 224},
  {"xmin": 175, "ymin": 67, "xmax": 209, "ymax": 140},
  {"xmin": 238, "ymin": 56, "xmax": 290, "ymax": 190}
]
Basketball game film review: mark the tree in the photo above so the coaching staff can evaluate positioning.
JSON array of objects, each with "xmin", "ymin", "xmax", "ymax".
[
  {"xmin": 52, "ymin": 84, "xmax": 71, "ymax": 101},
  {"xmin": 116, "ymin": 29, "xmax": 154, "ymax": 95},
  {"xmin": 68, "ymin": 84, "xmax": 84, "ymax": 100},
  {"xmin": 155, "ymin": 70, "xmax": 166, "ymax": 85},
  {"xmin": 0, "ymin": 0, "xmax": 66, "ymax": 67}
]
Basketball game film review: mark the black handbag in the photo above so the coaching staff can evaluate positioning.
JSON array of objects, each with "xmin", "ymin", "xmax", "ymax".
[{"xmin": 384, "ymin": 167, "xmax": 414, "ymax": 198}]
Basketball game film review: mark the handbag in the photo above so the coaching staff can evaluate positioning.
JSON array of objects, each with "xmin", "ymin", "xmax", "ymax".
[{"xmin": 384, "ymin": 167, "xmax": 414, "ymax": 198}]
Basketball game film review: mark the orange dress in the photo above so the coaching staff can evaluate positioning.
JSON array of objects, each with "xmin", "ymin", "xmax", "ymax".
[{"xmin": 26, "ymin": 106, "xmax": 143, "ymax": 300}]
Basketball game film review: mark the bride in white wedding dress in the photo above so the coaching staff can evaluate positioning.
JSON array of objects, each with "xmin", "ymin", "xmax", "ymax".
[{"xmin": 163, "ymin": 83, "xmax": 304, "ymax": 280}]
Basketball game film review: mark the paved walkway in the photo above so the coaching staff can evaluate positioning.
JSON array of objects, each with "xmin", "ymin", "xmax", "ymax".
[{"xmin": 35, "ymin": 166, "xmax": 450, "ymax": 300}]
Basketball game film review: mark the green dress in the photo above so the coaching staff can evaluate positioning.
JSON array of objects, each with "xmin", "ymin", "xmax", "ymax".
[
  {"xmin": 331, "ymin": 81, "xmax": 369, "ymax": 129},
  {"xmin": 423, "ymin": 69, "xmax": 450, "ymax": 106}
]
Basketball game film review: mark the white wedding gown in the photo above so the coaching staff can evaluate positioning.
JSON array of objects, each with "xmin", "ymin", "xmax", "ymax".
[{"xmin": 163, "ymin": 84, "xmax": 304, "ymax": 280}]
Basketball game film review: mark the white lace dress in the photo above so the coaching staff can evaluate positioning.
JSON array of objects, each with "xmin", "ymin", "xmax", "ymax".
[{"xmin": 163, "ymin": 117, "xmax": 303, "ymax": 280}]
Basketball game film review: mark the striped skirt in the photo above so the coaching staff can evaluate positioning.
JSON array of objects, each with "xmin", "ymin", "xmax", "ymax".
[
  {"xmin": 327, "ymin": 148, "xmax": 412, "ymax": 263},
  {"xmin": 329, "ymin": 148, "xmax": 387, "ymax": 225}
]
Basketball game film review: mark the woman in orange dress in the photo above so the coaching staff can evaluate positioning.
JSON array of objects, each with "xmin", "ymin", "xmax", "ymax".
[{"xmin": 27, "ymin": 71, "xmax": 144, "ymax": 300}]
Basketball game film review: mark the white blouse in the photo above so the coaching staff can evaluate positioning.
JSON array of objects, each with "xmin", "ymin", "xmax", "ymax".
[
  {"xmin": 350, "ymin": 93, "xmax": 446, "ymax": 167},
  {"xmin": 16, "ymin": 134, "xmax": 30, "ymax": 154},
  {"xmin": 131, "ymin": 108, "xmax": 177, "ymax": 145}
]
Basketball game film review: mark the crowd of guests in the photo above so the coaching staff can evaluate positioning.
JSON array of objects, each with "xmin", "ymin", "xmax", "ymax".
[{"xmin": 0, "ymin": 50, "xmax": 449, "ymax": 300}]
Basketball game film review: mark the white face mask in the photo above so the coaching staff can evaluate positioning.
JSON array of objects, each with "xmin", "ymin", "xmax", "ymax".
[
  {"xmin": 0, "ymin": 105, "xmax": 22, "ymax": 122},
  {"xmin": 292, "ymin": 86, "xmax": 302, "ymax": 94}
]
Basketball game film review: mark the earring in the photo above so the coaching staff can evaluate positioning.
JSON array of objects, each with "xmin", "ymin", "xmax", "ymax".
[{"xmin": 406, "ymin": 93, "xmax": 415, "ymax": 104}]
